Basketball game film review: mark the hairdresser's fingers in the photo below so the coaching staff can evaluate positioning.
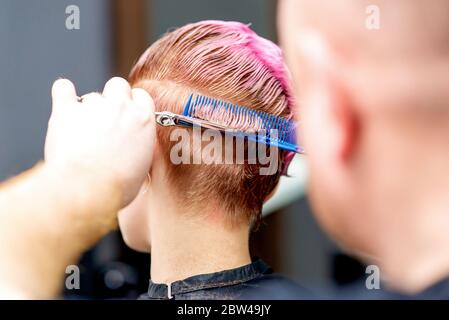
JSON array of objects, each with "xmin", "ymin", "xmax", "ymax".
[
  {"xmin": 80, "ymin": 92, "xmax": 103, "ymax": 107},
  {"xmin": 51, "ymin": 79, "xmax": 78, "ymax": 110},
  {"xmin": 102, "ymin": 77, "xmax": 132, "ymax": 103},
  {"xmin": 131, "ymin": 88, "xmax": 155, "ymax": 123}
]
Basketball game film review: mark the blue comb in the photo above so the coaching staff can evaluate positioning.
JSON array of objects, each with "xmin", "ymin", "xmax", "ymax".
[{"xmin": 155, "ymin": 94, "xmax": 303, "ymax": 153}]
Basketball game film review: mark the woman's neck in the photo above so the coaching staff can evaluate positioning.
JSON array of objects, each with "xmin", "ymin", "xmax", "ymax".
[{"xmin": 148, "ymin": 201, "xmax": 251, "ymax": 285}]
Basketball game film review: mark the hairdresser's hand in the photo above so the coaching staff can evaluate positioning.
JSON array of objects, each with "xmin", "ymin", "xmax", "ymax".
[{"xmin": 45, "ymin": 77, "xmax": 156, "ymax": 208}]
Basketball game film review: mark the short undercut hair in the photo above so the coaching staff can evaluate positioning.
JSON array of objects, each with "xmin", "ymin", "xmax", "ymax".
[{"xmin": 129, "ymin": 20, "xmax": 294, "ymax": 226}]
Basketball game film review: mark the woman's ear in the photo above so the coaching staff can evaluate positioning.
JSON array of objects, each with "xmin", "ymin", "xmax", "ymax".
[
  {"xmin": 117, "ymin": 182, "xmax": 152, "ymax": 253},
  {"xmin": 148, "ymin": 133, "xmax": 163, "ymax": 180}
]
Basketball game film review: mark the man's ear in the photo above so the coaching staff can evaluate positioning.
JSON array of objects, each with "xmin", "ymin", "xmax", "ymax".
[
  {"xmin": 297, "ymin": 31, "xmax": 359, "ymax": 163},
  {"xmin": 327, "ymin": 76, "xmax": 359, "ymax": 161}
]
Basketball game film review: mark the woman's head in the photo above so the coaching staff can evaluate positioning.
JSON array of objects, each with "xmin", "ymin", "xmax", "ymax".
[{"xmin": 119, "ymin": 20, "xmax": 294, "ymax": 251}]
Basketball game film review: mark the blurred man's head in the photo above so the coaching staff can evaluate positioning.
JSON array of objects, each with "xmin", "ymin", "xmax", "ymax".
[
  {"xmin": 279, "ymin": 0, "xmax": 449, "ymax": 261},
  {"xmin": 118, "ymin": 21, "xmax": 294, "ymax": 252}
]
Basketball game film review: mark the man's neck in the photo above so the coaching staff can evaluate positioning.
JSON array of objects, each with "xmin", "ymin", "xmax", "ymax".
[
  {"xmin": 148, "ymin": 201, "xmax": 251, "ymax": 285},
  {"xmin": 376, "ymin": 192, "xmax": 449, "ymax": 294}
]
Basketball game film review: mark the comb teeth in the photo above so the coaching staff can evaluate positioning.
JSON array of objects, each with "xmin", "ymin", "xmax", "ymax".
[{"xmin": 182, "ymin": 94, "xmax": 300, "ymax": 152}]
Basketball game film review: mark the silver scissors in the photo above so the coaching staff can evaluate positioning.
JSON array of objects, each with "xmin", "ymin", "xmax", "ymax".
[{"xmin": 155, "ymin": 111, "xmax": 242, "ymax": 133}]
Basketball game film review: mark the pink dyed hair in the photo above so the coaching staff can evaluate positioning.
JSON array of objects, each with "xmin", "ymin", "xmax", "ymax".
[{"xmin": 129, "ymin": 20, "xmax": 295, "ymax": 225}]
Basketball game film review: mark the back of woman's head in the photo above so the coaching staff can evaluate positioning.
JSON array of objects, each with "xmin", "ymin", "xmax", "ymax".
[{"xmin": 129, "ymin": 20, "xmax": 294, "ymax": 226}]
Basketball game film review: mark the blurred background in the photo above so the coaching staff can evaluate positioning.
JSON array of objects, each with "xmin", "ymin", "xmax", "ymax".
[{"xmin": 0, "ymin": 0, "xmax": 366, "ymax": 298}]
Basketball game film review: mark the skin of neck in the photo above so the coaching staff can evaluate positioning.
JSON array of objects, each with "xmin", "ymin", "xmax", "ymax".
[
  {"xmin": 374, "ymin": 189, "xmax": 449, "ymax": 294},
  {"xmin": 352, "ymin": 118, "xmax": 449, "ymax": 294},
  {"xmin": 146, "ymin": 173, "xmax": 252, "ymax": 285}
]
